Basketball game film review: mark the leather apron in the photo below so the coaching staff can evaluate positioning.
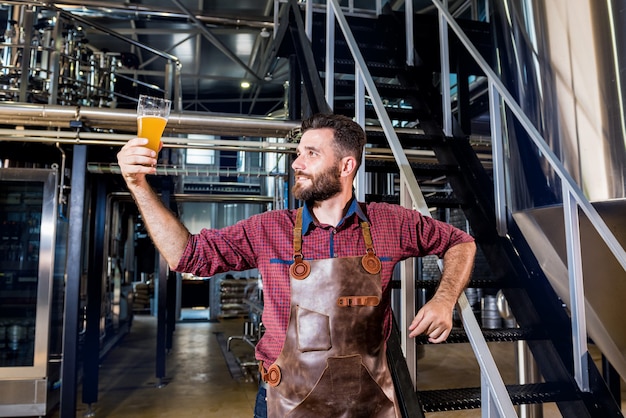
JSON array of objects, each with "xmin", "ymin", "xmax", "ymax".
[{"xmin": 262, "ymin": 208, "xmax": 400, "ymax": 417}]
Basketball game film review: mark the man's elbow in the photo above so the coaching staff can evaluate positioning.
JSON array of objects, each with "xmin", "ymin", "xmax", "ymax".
[{"xmin": 455, "ymin": 240, "xmax": 476, "ymax": 255}]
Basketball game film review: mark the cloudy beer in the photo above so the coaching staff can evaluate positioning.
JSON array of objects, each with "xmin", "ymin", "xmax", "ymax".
[
  {"xmin": 136, "ymin": 94, "xmax": 171, "ymax": 153},
  {"xmin": 138, "ymin": 115, "xmax": 167, "ymax": 152}
]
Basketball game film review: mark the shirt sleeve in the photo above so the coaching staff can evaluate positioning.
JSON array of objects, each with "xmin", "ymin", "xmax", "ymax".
[
  {"xmin": 410, "ymin": 209, "xmax": 474, "ymax": 257},
  {"xmin": 368, "ymin": 202, "xmax": 474, "ymax": 259},
  {"xmin": 173, "ymin": 216, "xmax": 258, "ymax": 277},
  {"xmin": 417, "ymin": 214, "xmax": 474, "ymax": 257}
]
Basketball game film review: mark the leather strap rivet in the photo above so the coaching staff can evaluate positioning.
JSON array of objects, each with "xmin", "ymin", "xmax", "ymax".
[
  {"xmin": 267, "ymin": 364, "xmax": 282, "ymax": 387},
  {"xmin": 362, "ymin": 253, "xmax": 381, "ymax": 275},
  {"xmin": 290, "ymin": 259, "xmax": 311, "ymax": 280}
]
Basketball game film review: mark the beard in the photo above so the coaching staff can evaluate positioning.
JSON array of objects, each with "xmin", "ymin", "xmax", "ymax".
[{"xmin": 292, "ymin": 164, "xmax": 342, "ymax": 202}]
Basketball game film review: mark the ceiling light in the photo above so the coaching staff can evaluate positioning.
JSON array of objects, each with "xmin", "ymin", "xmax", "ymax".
[
  {"xmin": 240, "ymin": 81, "xmax": 251, "ymax": 89},
  {"xmin": 260, "ymin": 28, "xmax": 270, "ymax": 38}
]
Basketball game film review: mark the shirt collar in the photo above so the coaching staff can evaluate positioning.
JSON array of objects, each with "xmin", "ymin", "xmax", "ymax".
[{"xmin": 301, "ymin": 196, "xmax": 369, "ymax": 235}]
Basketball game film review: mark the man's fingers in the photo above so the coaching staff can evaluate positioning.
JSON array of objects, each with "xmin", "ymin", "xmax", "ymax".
[
  {"xmin": 127, "ymin": 137, "xmax": 151, "ymax": 147},
  {"xmin": 120, "ymin": 153, "xmax": 157, "ymax": 168},
  {"xmin": 428, "ymin": 327, "xmax": 451, "ymax": 343},
  {"xmin": 408, "ymin": 313, "xmax": 429, "ymax": 338},
  {"xmin": 117, "ymin": 138, "xmax": 158, "ymax": 181}
]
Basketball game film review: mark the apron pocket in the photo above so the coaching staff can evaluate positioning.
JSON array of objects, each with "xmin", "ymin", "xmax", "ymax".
[
  {"xmin": 286, "ymin": 355, "xmax": 395, "ymax": 417},
  {"xmin": 296, "ymin": 306, "xmax": 331, "ymax": 352}
]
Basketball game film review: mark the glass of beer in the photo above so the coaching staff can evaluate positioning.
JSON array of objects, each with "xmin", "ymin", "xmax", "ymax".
[{"xmin": 137, "ymin": 94, "xmax": 171, "ymax": 152}]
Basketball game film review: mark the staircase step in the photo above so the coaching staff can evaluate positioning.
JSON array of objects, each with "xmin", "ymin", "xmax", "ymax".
[
  {"xmin": 366, "ymin": 158, "xmax": 458, "ymax": 175},
  {"xmin": 415, "ymin": 276, "xmax": 503, "ymax": 289},
  {"xmin": 337, "ymin": 100, "xmax": 420, "ymax": 121},
  {"xmin": 365, "ymin": 130, "xmax": 446, "ymax": 149},
  {"xmin": 366, "ymin": 193, "xmax": 461, "ymax": 208},
  {"xmin": 414, "ymin": 326, "xmax": 545, "ymax": 345},
  {"xmin": 418, "ymin": 382, "xmax": 577, "ymax": 412},
  {"xmin": 333, "ymin": 77, "xmax": 419, "ymax": 94}
]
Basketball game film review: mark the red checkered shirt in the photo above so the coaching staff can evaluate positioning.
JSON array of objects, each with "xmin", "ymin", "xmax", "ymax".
[{"xmin": 174, "ymin": 199, "xmax": 474, "ymax": 366}]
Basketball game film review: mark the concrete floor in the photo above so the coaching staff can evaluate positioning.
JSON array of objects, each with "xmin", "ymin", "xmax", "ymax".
[
  {"xmin": 46, "ymin": 313, "xmax": 625, "ymax": 418},
  {"xmin": 49, "ymin": 313, "xmax": 259, "ymax": 418}
]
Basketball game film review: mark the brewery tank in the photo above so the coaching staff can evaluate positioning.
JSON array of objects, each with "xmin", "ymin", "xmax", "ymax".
[{"xmin": 490, "ymin": 0, "xmax": 626, "ymax": 380}]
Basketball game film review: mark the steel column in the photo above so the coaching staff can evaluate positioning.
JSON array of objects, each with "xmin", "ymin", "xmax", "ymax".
[
  {"xmin": 82, "ymin": 178, "xmax": 107, "ymax": 407},
  {"xmin": 155, "ymin": 187, "xmax": 171, "ymax": 385},
  {"xmin": 59, "ymin": 145, "xmax": 87, "ymax": 418}
]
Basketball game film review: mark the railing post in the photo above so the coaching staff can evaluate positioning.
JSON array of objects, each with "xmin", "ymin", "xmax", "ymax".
[
  {"xmin": 406, "ymin": 0, "xmax": 414, "ymax": 66},
  {"xmin": 305, "ymin": 0, "xmax": 313, "ymax": 40},
  {"xmin": 563, "ymin": 187, "xmax": 590, "ymax": 391},
  {"xmin": 400, "ymin": 177, "xmax": 418, "ymax": 386},
  {"xmin": 325, "ymin": 2, "xmax": 335, "ymax": 109},
  {"xmin": 354, "ymin": 70, "xmax": 366, "ymax": 201},
  {"xmin": 488, "ymin": 80, "xmax": 508, "ymax": 236},
  {"xmin": 438, "ymin": 2, "xmax": 453, "ymax": 136},
  {"xmin": 173, "ymin": 61, "xmax": 183, "ymax": 112},
  {"xmin": 164, "ymin": 60, "xmax": 175, "ymax": 101}
]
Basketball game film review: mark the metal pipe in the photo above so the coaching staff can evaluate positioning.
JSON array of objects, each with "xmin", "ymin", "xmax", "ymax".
[
  {"xmin": 0, "ymin": 103, "xmax": 299, "ymax": 136},
  {"xmin": 106, "ymin": 191, "xmax": 275, "ymax": 204},
  {"xmin": 0, "ymin": 101, "xmax": 440, "ymax": 136},
  {"xmin": 0, "ymin": 127, "xmax": 444, "ymax": 163},
  {"xmin": 87, "ymin": 163, "xmax": 287, "ymax": 178}
]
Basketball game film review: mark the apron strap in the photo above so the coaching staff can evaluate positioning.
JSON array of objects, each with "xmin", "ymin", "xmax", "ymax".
[
  {"xmin": 360, "ymin": 221, "xmax": 382, "ymax": 274},
  {"xmin": 293, "ymin": 207, "xmax": 303, "ymax": 254},
  {"xmin": 290, "ymin": 207, "xmax": 311, "ymax": 280},
  {"xmin": 290, "ymin": 207, "xmax": 382, "ymax": 277}
]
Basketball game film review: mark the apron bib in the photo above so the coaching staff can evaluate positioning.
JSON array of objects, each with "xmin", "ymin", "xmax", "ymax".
[{"xmin": 263, "ymin": 208, "xmax": 400, "ymax": 417}]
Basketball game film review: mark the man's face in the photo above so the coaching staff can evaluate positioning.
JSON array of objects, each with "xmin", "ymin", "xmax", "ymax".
[{"xmin": 291, "ymin": 128, "xmax": 342, "ymax": 202}]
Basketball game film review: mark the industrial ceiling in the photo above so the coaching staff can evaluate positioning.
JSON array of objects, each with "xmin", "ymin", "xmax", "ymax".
[{"xmin": 39, "ymin": 0, "xmax": 462, "ymax": 117}]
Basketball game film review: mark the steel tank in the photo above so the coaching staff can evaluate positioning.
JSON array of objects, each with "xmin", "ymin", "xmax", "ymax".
[
  {"xmin": 492, "ymin": 0, "xmax": 626, "ymax": 205},
  {"xmin": 491, "ymin": 0, "xmax": 626, "ymax": 382}
]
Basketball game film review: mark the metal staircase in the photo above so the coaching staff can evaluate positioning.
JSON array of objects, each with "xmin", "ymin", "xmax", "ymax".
[{"xmin": 273, "ymin": 1, "xmax": 624, "ymax": 416}]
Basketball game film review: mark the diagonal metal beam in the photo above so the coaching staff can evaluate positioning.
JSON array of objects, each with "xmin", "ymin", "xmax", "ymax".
[
  {"xmin": 287, "ymin": 0, "xmax": 331, "ymax": 115},
  {"xmin": 171, "ymin": 0, "xmax": 262, "ymax": 81}
]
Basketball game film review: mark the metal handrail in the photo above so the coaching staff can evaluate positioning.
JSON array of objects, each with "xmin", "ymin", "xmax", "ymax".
[
  {"xmin": 430, "ymin": 0, "xmax": 626, "ymax": 394},
  {"xmin": 323, "ymin": 0, "xmax": 518, "ymax": 416}
]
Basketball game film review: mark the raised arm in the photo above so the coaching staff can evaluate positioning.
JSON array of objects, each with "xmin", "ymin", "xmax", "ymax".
[
  {"xmin": 117, "ymin": 138, "xmax": 190, "ymax": 269},
  {"xmin": 408, "ymin": 240, "xmax": 476, "ymax": 342}
]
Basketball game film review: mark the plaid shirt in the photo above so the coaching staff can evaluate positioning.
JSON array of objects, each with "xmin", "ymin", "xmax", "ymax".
[{"xmin": 175, "ymin": 199, "xmax": 474, "ymax": 366}]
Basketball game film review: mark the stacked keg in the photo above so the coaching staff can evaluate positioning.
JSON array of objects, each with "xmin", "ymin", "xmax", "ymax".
[{"xmin": 481, "ymin": 294, "xmax": 502, "ymax": 329}]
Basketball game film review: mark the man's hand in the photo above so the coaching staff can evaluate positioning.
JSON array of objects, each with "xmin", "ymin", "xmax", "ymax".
[
  {"xmin": 117, "ymin": 138, "xmax": 160, "ymax": 186},
  {"xmin": 408, "ymin": 241, "xmax": 475, "ymax": 343},
  {"xmin": 407, "ymin": 295, "xmax": 455, "ymax": 343}
]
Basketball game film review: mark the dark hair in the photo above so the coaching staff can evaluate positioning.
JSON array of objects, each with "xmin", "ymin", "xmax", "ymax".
[{"xmin": 300, "ymin": 113, "xmax": 366, "ymax": 170}]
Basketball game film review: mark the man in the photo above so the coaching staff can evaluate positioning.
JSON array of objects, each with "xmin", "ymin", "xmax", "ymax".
[{"xmin": 117, "ymin": 113, "xmax": 475, "ymax": 417}]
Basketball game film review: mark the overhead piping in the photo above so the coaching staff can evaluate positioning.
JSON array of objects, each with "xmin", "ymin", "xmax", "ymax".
[{"xmin": 0, "ymin": 103, "xmax": 299, "ymax": 137}]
